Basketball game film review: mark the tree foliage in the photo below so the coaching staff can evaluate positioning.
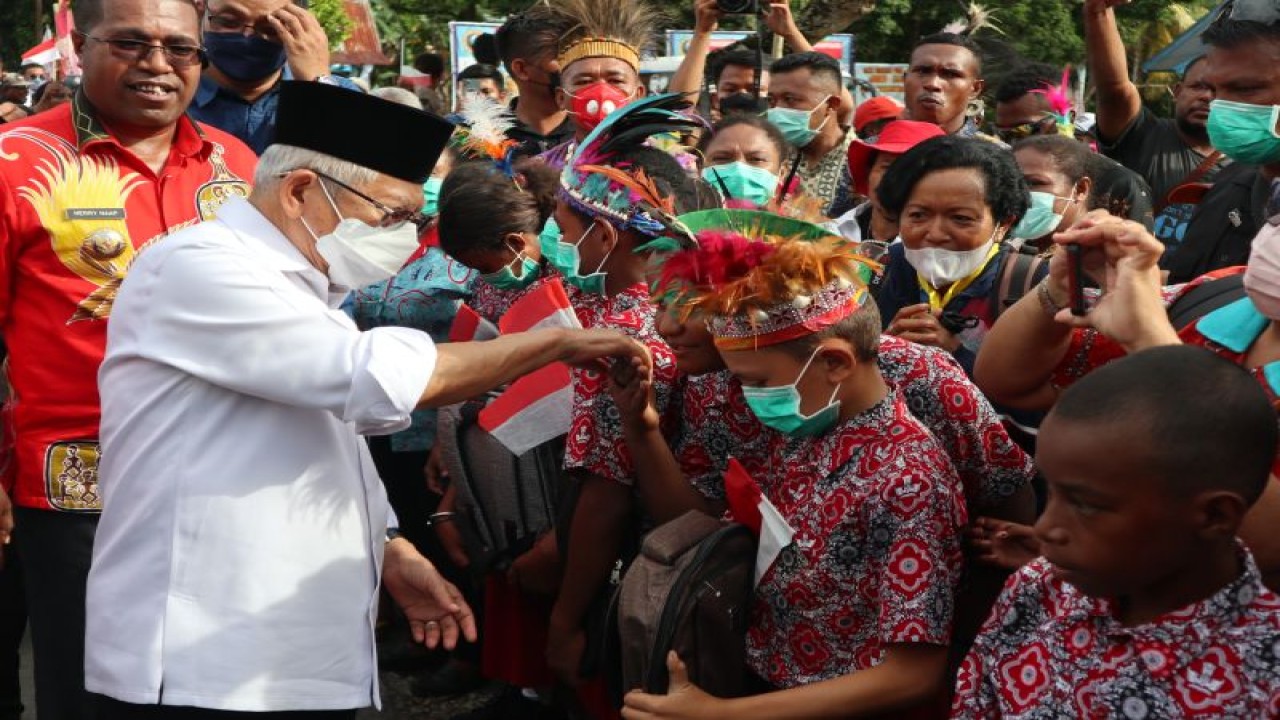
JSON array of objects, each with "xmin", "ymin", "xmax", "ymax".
[{"xmin": 312, "ymin": 0, "xmax": 354, "ymax": 48}]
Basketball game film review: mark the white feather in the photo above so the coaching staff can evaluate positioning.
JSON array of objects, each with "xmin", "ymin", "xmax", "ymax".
[{"xmin": 458, "ymin": 92, "xmax": 516, "ymax": 150}]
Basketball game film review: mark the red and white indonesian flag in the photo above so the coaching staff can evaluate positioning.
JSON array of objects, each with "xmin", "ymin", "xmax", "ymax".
[
  {"xmin": 477, "ymin": 279, "xmax": 581, "ymax": 454},
  {"xmin": 724, "ymin": 458, "xmax": 795, "ymax": 586},
  {"xmin": 21, "ymin": 37, "xmax": 59, "ymax": 68},
  {"xmin": 448, "ymin": 304, "xmax": 499, "ymax": 344}
]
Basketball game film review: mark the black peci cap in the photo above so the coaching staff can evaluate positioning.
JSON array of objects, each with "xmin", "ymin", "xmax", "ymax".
[{"xmin": 272, "ymin": 81, "xmax": 455, "ymax": 184}]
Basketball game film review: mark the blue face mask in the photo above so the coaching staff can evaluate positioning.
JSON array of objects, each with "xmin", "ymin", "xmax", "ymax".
[
  {"xmin": 765, "ymin": 96, "xmax": 831, "ymax": 149},
  {"xmin": 702, "ymin": 162, "xmax": 781, "ymax": 207},
  {"xmin": 739, "ymin": 347, "xmax": 842, "ymax": 437},
  {"xmin": 203, "ymin": 31, "xmax": 287, "ymax": 82},
  {"xmin": 1207, "ymin": 99, "xmax": 1280, "ymax": 165},
  {"xmin": 543, "ymin": 219, "xmax": 611, "ymax": 295},
  {"xmin": 1013, "ymin": 191, "xmax": 1072, "ymax": 241},
  {"xmin": 480, "ymin": 244, "xmax": 541, "ymax": 290},
  {"xmin": 422, "ymin": 177, "xmax": 444, "ymax": 216}
]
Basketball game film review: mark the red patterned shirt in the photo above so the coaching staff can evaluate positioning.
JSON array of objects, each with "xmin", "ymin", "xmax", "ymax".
[
  {"xmin": 749, "ymin": 392, "xmax": 967, "ymax": 688},
  {"xmin": 469, "ymin": 272, "xmax": 557, "ymax": 325},
  {"xmin": 673, "ymin": 369, "xmax": 774, "ymax": 501},
  {"xmin": 879, "ymin": 335, "xmax": 1034, "ymax": 510},
  {"xmin": 565, "ymin": 283, "xmax": 678, "ymax": 484},
  {"xmin": 0, "ymin": 95, "xmax": 255, "ymax": 512},
  {"xmin": 952, "ymin": 550, "xmax": 1280, "ymax": 719}
]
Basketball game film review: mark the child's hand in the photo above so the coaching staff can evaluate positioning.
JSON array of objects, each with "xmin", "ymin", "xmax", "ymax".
[
  {"xmin": 610, "ymin": 355, "xmax": 661, "ymax": 433},
  {"xmin": 622, "ymin": 652, "xmax": 724, "ymax": 720},
  {"xmin": 967, "ymin": 517, "xmax": 1040, "ymax": 571}
]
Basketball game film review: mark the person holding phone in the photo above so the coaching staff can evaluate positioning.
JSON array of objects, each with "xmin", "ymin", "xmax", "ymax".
[{"xmin": 190, "ymin": 0, "xmax": 362, "ymax": 153}]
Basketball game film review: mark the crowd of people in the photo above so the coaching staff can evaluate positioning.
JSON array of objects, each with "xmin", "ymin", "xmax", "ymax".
[{"xmin": 3, "ymin": 0, "xmax": 1280, "ymax": 717}]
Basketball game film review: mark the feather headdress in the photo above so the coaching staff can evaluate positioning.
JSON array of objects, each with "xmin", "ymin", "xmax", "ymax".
[
  {"xmin": 647, "ymin": 209, "xmax": 878, "ymax": 349},
  {"xmin": 560, "ymin": 93, "xmax": 708, "ymax": 241},
  {"xmin": 1030, "ymin": 67, "xmax": 1075, "ymax": 131},
  {"xmin": 450, "ymin": 92, "xmax": 520, "ymax": 177},
  {"xmin": 942, "ymin": 2, "xmax": 1001, "ymax": 36},
  {"xmin": 551, "ymin": 0, "xmax": 661, "ymax": 72}
]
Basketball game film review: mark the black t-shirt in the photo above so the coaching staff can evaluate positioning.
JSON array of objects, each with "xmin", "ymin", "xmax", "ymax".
[
  {"xmin": 506, "ymin": 97, "xmax": 575, "ymax": 160},
  {"xmin": 1103, "ymin": 107, "xmax": 1228, "ymax": 251},
  {"xmin": 1163, "ymin": 163, "xmax": 1273, "ymax": 283}
]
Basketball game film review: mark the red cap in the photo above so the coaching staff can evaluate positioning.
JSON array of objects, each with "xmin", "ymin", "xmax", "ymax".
[
  {"xmin": 847, "ymin": 119, "xmax": 946, "ymax": 196},
  {"xmin": 852, "ymin": 96, "xmax": 903, "ymax": 133}
]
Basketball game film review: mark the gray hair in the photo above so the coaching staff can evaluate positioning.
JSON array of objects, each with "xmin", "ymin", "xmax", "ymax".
[
  {"xmin": 252, "ymin": 144, "xmax": 379, "ymax": 191},
  {"xmin": 370, "ymin": 86, "xmax": 424, "ymax": 110}
]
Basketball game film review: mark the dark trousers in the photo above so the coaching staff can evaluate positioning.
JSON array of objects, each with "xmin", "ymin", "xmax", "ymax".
[
  {"xmin": 0, "ymin": 545, "xmax": 25, "ymax": 720},
  {"xmin": 13, "ymin": 507, "xmax": 98, "ymax": 720},
  {"xmin": 96, "ymin": 696, "xmax": 356, "ymax": 719}
]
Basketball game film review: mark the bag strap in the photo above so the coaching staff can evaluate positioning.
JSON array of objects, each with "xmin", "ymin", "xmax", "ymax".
[
  {"xmin": 1156, "ymin": 150, "xmax": 1224, "ymax": 213},
  {"xmin": 1166, "ymin": 273, "xmax": 1246, "ymax": 331},
  {"xmin": 993, "ymin": 249, "xmax": 1043, "ymax": 319}
]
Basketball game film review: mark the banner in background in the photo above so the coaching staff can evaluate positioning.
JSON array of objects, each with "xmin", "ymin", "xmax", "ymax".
[{"xmin": 664, "ymin": 30, "xmax": 854, "ymax": 70}]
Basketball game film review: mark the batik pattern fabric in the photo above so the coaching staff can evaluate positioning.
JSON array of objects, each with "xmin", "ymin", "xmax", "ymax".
[
  {"xmin": 785, "ymin": 129, "xmax": 856, "ymax": 217},
  {"xmin": 469, "ymin": 272, "xmax": 556, "ymax": 325},
  {"xmin": 878, "ymin": 334, "xmax": 1034, "ymax": 510},
  {"xmin": 748, "ymin": 392, "xmax": 967, "ymax": 688},
  {"xmin": 673, "ymin": 370, "xmax": 776, "ymax": 501},
  {"xmin": 951, "ymin": 550, "xmax": 1280, "ymax": 719},
  {"xmin": 564, "ymin": 283, "xmax": 678, "ymax": 484},
  {"xmin": 346, "ymin": 247, "xmax": 474, "ymax": 451}
]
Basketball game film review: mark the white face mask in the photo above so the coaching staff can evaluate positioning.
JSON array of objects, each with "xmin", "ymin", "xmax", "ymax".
[
  {"xmin": 300, "ymin": 181, "xmax": 421, "ymax": 290},
  {"xmin": 902, "ymin": 230, "xmax": 999, "ymax": 288}
]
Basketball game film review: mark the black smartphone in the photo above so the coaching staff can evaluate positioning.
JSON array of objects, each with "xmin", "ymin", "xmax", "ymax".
[{"xmin": 1066, "ymin": 243, "xmax": 1086, "ymax": 316}]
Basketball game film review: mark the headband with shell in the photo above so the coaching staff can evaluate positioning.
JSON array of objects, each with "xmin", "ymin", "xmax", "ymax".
[
  {"xmin": 550, "ymin": 0, "xmax": 659, "ymax": 72},
  {"xmin": 649, "ymin": 209, "xmax": 878, "ymax": 350}
]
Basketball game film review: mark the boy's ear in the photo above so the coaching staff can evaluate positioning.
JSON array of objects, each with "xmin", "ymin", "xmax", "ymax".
[
  {"xmin": 818, "ymin": 340, "xmax": 857, "ymax": 384},
  {"xmin": 1192, "ymin": 490, "xmax": 1251, "ymax": 542}
]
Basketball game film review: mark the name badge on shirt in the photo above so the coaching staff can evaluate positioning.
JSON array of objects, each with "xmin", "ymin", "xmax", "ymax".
[{"xmin": 64, "ymin": 207, "xmax": 126, "ymax": 221}]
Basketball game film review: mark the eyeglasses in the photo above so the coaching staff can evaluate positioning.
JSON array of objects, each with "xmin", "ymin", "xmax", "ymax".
[
  {"xmin": 77, "ymin": 32, "xmax": 205, "ymax": 67},
  {"xmin": 995, "ymin": 116, "xmax": 1056, "ymax": 144},
  {"xmin": 205, "ymin": 12, "xmax": 281, "ymax": 41},
  {"xmin": 315, "ymin": 171, "xmax": 431, "ymax": 232},
  {"xmin": 1211, "ymin": 0, "xmax": 1280, "ymax": 29}
]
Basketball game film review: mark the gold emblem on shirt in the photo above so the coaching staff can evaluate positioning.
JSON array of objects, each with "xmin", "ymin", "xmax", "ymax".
[
  {"xmin": 16, "ymin": 143, "xmax": 143, "ymax": 323},
  {"xmin": 44, "ymin": 441, "xmax": 102, "ymax": 512},
  {"xmin": 195, "ymin": 142, "xmax": 250, "ymax": 222}
]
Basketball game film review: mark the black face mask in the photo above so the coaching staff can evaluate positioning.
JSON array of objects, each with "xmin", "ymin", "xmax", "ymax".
[{"xmin": 719, "ymin": 92, "xmax": 768, "ymax": 116}]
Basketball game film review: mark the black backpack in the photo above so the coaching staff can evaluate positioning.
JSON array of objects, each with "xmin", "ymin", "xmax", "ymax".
[
  {"xmin": 616, "ymin": 510, "xmax": 756, "ymax": 698},
  {"xmin": 1167, "ymin": 273, "xmax": 1247, "ymax": 330},
  {"xmin": 436, "ymin": 399, "xmax": 569, "ymax": 574}
]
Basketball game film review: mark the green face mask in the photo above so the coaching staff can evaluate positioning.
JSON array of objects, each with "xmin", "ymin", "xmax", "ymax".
[
  {"xmin": 541, "ymin": 218, "xmax": 611, "ymax": 295},
  {"xmin": 765, "ymin": 95, "xmax": 831, "ymax": 149},
  {"xmin": 702, "ymin": 162, "xmax": 781, "ymax": 207},
  {"xmin": 480, "ymin": 250, "xmax": 540, "ymax": 290},
  {"xmin": 1207, "ymin": 99, "xmax": 1280, "ymax": 165},
  {"xmin": 739, "ymin": 347, "xmax": 842, "ymax": 437},
  {"xmin": 422, "ymin": 177, "xmax": 444, "ymax": 216}
]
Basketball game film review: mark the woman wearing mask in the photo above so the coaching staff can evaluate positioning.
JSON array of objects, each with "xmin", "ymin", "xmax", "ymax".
[
  {"xmin": 874, "ymin": 135, "xmax": 1045, "ymax": 377},
  {"xmin": 1009, "ymin": 135, "xmax": 1092, "ymax": 252},
  {"xmin": 697, "ymin": 115, "xmax": 788, "ymax": 209}
]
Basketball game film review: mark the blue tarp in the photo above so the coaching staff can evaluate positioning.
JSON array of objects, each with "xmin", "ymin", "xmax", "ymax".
[{"xmin": 1141, "ymin": 2, "xmax": 1223, "ymax": 74}]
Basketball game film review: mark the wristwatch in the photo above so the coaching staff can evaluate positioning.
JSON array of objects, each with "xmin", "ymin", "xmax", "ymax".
[{"xmin": 315, "ymin": 74, "xmax": 343, "ymax": 86}]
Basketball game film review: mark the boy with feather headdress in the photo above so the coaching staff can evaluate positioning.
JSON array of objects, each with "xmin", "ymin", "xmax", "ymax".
[
  {"xmin": 543, "ymin": 94, "xmax": 709, "ymax": 704},
  {"xmin": 620, "ymin": 213, "xmax": 967, "ymax": 720}
]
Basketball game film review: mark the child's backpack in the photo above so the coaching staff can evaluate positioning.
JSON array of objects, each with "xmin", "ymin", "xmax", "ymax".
[
  {"xmin": 616, "ymin": 510, "xmax": 756, "ymax": 698},
  {"xmin": 436, "ymin": 399, "xmax": 569, "ymax": 573}
]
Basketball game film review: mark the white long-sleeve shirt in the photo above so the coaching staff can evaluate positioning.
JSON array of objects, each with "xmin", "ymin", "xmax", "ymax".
[{"xmin": 86, "ymin": 197, "xmax": 435, "ymax": 712}]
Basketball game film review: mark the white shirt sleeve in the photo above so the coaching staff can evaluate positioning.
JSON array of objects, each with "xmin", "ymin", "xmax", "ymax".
[{"xmin": 126, "ymin": 238, "xmax": 435, "ymax": 435}]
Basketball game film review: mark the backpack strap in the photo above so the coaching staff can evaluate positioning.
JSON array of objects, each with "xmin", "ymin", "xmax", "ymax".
[
  {"xmin": 993, "ymin": 248, "xmax": 1044, "ymax": 319},
  {"xmin": 1166, "ymin": 273, "xmax": 1247, "ymax": 331}
]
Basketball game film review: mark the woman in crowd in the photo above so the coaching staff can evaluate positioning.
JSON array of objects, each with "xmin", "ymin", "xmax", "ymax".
[
  {"xmin": 697, "ymin": 114, "xmax": 788, "ymax": 208},
  {"xmin": 874, "ymin": 135, "xmax": 1044, "ymax": 377}
]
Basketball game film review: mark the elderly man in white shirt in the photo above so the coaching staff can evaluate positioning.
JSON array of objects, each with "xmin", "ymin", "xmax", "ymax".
[{"xmin": 85, "ymin": 82, "xmax": 650, "ymax": 719}]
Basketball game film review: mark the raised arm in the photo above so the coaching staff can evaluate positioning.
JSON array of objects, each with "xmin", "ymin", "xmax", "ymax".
[
  {"xmin": 418, "ymin": 327, "xmax": 649, "ymax": 409},
  {"xmin": 669, "ymin": 0, "xmax": 723, "ymax": 101},
  {"xmin": 1083, "ymin": 0, "xmax": 1143, "ymax": 143}
]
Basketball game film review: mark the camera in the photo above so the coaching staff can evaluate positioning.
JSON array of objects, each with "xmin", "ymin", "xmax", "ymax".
[{"xmin": 716, "ymin": 0, "xmax": 759, "ymax": 14}]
